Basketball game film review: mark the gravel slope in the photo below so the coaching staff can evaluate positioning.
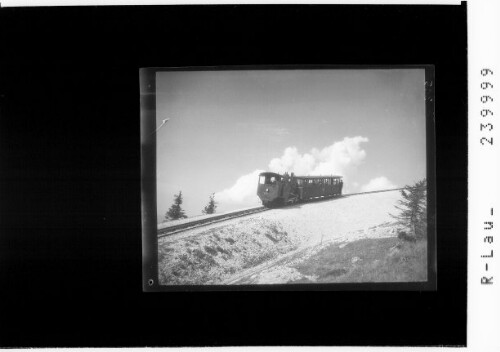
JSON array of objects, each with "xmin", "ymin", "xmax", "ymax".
[
  {"xmin": 158, "ymin": 190, "xmax": 402, "ymax": 285},
  {"xmin": 255, "ymin": 190, "xmax": 401, "ymax": 247}
]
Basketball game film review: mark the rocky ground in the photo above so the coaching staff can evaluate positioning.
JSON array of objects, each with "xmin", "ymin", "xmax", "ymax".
[{"xmin": 158, "ymin": 190, "xmax": 404, "ymax": 285}]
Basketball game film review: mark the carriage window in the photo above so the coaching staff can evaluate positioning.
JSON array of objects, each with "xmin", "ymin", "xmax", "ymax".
[{"xmin": 259, "ymin": 176, "xmax": 266, "ymax": 184}]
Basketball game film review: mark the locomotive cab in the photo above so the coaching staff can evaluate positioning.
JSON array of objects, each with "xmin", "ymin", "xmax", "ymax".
[{"xmin": 257, "ymin": 172, "xmax": 283, "ymax": 207}]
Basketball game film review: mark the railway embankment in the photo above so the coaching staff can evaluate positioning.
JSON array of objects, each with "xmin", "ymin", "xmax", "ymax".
[
  {"xmin": 158, "ymin": 218, "xmax": 297, "ymax": 285},
  {"xmin": 158, "ymin": 190, "xmax": 404, "ymax": 285}
]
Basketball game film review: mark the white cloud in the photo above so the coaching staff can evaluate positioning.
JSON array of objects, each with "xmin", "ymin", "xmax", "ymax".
[
  {"xmin": 269, "ymin": 136, "xmax": 369, "ymax": 176},
  {"xmin": 268, "ymin": 147, "xmax": 316, "ymax": 176},
  {"xmin": 215, "ymin": 169, "xmax": 264, "ymax": 210},
  {"xmin": 215, "ymin": 136, "xmax": 371, "ymax": 211},
  {"xmin": 360, "ymin": 176, "xmax": 397, "ymax": 192}
]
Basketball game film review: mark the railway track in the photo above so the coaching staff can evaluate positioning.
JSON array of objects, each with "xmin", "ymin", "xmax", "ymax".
[
  {"xmin": 158, "ymin": 206, "xmax": 269, "ymax": 238},
  {"xmin": 342, "ymin": 187, "xmax": 405, "ymax": 197},
  {"xmin": 157, "ymin": 187, "xmax": 405, "ymax": 237}
]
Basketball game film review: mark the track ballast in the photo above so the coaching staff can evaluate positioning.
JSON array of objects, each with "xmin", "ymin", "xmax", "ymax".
[{"xmin": 158, "ymin": 206, "xmax": 269, "ymax": 238}]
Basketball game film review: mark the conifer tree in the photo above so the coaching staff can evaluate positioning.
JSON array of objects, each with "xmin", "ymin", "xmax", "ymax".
[
  {"xmin": 165, "ymin": 191, "xmax": 187, "ymax": 221},
  {"xmin": 391, "ymin": 179, "xmax": 427, "ymax": 239},
  {"xmin": 202, "ymin": 193, "xmax": 217, "ymax": 215}
]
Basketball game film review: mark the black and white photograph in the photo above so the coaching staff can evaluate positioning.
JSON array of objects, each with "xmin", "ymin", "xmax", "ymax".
[
  {"xmin": 146, "ymin": 67, "xmax": 435, "ymax": 287},
  {"xmin": 2, "ymin": 2, "xmax": 472, "ymax": 347}
]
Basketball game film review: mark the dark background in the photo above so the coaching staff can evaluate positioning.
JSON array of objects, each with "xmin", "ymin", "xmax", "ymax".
[{"xmin": 0, "ymin": 4, "xmax": 467, "ymax": 347}]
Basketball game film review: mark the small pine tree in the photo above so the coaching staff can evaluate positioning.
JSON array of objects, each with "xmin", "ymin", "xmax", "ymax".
[
  {"xmin": 165, "ymin": 191, "xmax": 187, "ymax": 221},
  {"xmin": 391, "ymin": 179, "xmax": 427, "ymax": 240},
  {"xmin": 202, "ymin": 193, "xmax": 217, "ymax": 215}
]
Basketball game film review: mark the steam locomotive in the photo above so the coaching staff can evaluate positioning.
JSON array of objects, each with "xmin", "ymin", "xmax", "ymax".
[{"xmin": 257, "ymin": 172, "xmax": 343, "ymax": 207}]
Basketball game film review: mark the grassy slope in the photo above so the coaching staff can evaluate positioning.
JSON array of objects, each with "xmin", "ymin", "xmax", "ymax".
[
  {"xmin": 292, "ymin": 237, "xmax": 427, "ymax": 283},
  {"xmin": 158, "ymin": 219, "xmax": 296, "ymax": 285}
]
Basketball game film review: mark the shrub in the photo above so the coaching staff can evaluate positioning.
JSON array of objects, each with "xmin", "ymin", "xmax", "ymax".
[
  {"xmin": 204, "ymin": 246, "xmax": 218, "ymax": 256},
  {"xmin": 398, "ymin": 231, "xmax": 417, "ymax": 243}
]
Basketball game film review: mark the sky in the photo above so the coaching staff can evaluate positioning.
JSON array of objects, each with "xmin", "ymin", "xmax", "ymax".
[{"xmin": 155, "ymin": 69, "xmax": 426, "ymax": 221}]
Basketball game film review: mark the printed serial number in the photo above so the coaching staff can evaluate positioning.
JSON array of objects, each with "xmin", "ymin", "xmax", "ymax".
[{"xmin": 480, "ymin": 68, "xmax": 494, "ymax": 146}]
